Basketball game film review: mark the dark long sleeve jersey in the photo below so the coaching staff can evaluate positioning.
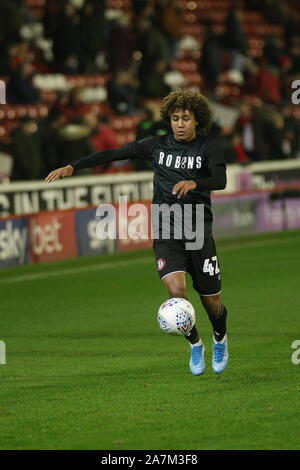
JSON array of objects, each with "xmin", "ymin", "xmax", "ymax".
[{"xmin": 72, "ymin": 134, "xmax": 227, "ymax": 238}]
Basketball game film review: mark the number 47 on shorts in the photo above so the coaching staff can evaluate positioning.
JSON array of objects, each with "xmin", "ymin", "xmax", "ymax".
[{"xmin": 203, "ymin": 257, "xmax": 220, "ymax": 276}]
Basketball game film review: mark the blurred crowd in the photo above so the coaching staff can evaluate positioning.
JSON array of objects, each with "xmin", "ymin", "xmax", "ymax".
[{"xmin": 0, "ymin": 0, "xmax": 300, "ymax": 181}]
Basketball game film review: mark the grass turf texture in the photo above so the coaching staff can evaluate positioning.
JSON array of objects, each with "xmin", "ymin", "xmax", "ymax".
[{"xmin": 0, "ymin": 230, "xmax": 300, "ymax": 450}]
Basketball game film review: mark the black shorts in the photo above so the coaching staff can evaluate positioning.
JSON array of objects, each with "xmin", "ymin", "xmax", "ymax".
[{"xmin": 153, "ymin": 237, "xmax": 221, "ymax": 296}]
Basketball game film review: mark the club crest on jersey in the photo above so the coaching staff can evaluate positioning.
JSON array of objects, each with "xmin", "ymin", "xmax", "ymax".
[
  {"xmin": 157, "ymin": 258, "xmax": 166, "ymax": 271},
  {"xmin": 158, "ymin": 151, "xmax": 202, "ymax": 169}
]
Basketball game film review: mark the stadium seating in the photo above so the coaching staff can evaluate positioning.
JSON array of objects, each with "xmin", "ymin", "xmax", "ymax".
[
  {"xmin": 0, "ymin": 100, "xmax": 141, "ymax": 146},
  {"xmin": 3, "ymin": 0, "xmax": 297, "ymax": 148},
  {"xmin": 20, "ymin": 0, "xmax": 290, "ymax": 104}
]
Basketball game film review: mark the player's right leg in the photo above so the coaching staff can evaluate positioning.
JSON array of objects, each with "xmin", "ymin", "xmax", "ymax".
[
  {"xmin": 153, "ymin": 239, "xmax": 205, "ymax": 375},
  {"xmin": 161, "ymin": 272, "xmax": 205, "ymax": 376}
]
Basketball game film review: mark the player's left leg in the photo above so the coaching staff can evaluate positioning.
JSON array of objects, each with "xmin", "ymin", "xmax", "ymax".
[
  {"xmin": 200, "ymin": 294, "xmax": 229, "ymax": 374},
  {"xmin": 188, "ymin": 237, "xmax": 229, "ymax": 373},
  {"xmin": 200, "ymin": 294, "xmax": 227, "ymax": 342}
]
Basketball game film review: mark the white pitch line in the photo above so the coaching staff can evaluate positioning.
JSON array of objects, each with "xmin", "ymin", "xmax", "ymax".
[
  {"xmin": 0, "ymin": 234, "xmax": 296, "ymax": 284},
  {"xmin": 0, "ymin": 257, "xmax": 152, "ymax": 284}
]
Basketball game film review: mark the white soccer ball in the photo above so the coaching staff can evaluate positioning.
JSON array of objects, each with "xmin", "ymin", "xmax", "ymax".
[{"xmin": 157, "ymin": 298, "xmax": 196, "ymax": 336}]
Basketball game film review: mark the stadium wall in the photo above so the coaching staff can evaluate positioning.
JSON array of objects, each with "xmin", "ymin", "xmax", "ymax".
[
  {"xmin": 1, "ymin": 160, "xmax": 300, "ymax": 268},
  {"xmin": 1, "ymin": 190, "xmax": 300, "ymax": 268},
  {"xmin": 1, "ymin": 159, "xmax": 300, "ymax": 218}
]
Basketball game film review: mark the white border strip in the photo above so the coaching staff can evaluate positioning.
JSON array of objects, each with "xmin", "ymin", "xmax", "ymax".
[
  {"xmin": 0, "ymin": 256, "xmax": 151, "ymax": 284},
  {"xmin": 1, "ymin": 233, "xmax": 296, "ymax": 284}
]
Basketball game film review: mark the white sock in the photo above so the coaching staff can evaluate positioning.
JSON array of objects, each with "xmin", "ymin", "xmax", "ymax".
[{"xmin": 214, "ymin": 334, "xmax": 227, "ymax": 344}]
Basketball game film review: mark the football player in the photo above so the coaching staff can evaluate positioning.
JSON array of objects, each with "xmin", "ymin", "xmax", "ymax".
[{"xmin": 45, "ymin": 91, "xmax": 229, "ymax": 375}]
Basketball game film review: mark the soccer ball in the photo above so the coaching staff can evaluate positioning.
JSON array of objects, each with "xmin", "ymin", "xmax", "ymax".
[{"xmin": 157, "ymin": 298, "xmax": 196, "ymax": 336}]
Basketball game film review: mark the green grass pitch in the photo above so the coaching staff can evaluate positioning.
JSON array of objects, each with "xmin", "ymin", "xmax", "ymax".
[{"xmin": 0, "ymin": 230, "xmax": 300, "ymax": 450}]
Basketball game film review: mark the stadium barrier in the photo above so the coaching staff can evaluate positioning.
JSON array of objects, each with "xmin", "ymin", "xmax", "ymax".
[
  {"xmin": 0, "ymin": 201, "xmax": 153, "ymax": 269},
  {"xmin": 212, "ymin": 187, "xmax": 300, "ymax": 238},
  {"xmin": 1, "ymin": 159, "xmax": 300, "ymax": 218},
  {"xmin": 0, "ymin": 172, "xmax": 154, "ymax": 218},
  {"xmin": 1, "ymin": 188, "xmax": 300, "ymax": 268}
]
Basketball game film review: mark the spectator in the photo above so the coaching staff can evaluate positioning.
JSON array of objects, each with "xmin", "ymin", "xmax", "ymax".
[
  {"xmin": 58, "ymin": 87, "xmax": 91, "ymax": 122},
  {"xmin": 79, "ymin": 0, "xmax": 107, "ymax": 73},
  {"xmin": 136, "ymin": 107, "xmax": 170, "ymax": 140},
  {"xmin": 0, "ymin": 0, "xmax": 23, "ymax": 43},
  {"xmin": 263, "ymin": 36, "xmax": 283, "ymax": 68},
  {"xmin": 135, "ymin": 107, "xmax": 169, "ymax": 170},
  {"xmin": 106, "ymin": 11, "xmax": 136, "ymax": 74},
  {"xmin": 137, "ymin": 17, "xmax": 171, "ymax": 81},
  {"xmin": 199, "ymin": 23, "xmax": 222, "ymax": 90},
  {"xmin": 82, "ymin": 111, "xmax": 132, "ymax": 173},
  {"xmin": 5, "ymin": 40, "xmax": 30, "ymax": 73},
  {"xmin": 0, "ymin": 39, "xmax": 33, "ymax": 76},
  {"xmin": 43, "ymin": 0, "xmax": 63, "ymax": 40},
  {"xmin": 281, "ymin": 104, "xmax": 300, "ymax": 158},
  {"xmin": 257, "ymin": 57, "xmax": 281, "ymax": 105},
  {"xmin": 139, "ymin": 59, "xmax": 171, "ymax": 98},
  {"xmin": 234, "ymin": 103, "xmax": 257, "ymax": 160},
  {"xmin": 52, "ymin": 1, "xmax": 82, "ymax": 73},
  {"xmin": 135, "ymin": 107, "xmax": 156, "ymax": 141},
  {"xmin": 82, "ymin": 112, "xmax": 119, "ymax": 173},
  {"xmin": 154, "ymin": 0, "xmax": 184, "ymax": 60},
  {"xmin": 0, "ymin": 40, "xmax": 12, "ymax": 75},
  {"xmin": 289, "ymin": 38, "xmax": 300, "ymax": 75},
  {"xmin": 223, "ymin": 132, "xmax": 250, "ymax": 165},
  {"xmin": 106, "ymin": 69, "xmax": 140, "ymax": 115},
  {"xmin": 57, "ymin": 120, "xmax": 93, "ymax": 169},
  {"xmin": 251, "ymin": 106, "xmax": 272, "ymax": 161},
  {"xmin": 262, "ymin": 0, "xmax": 288, "ymax": 26},
  {"xmin": 284, "ymin": 9, "xmax": 300, "ymax": 51},
  {"xmin": 133, "ymin": 0, "xmax": 153, "ymax": 20},
  {"xmin": 6, "ymin": 61, "xmax": 40, "ymax": 104},
  {"xmin": 11, "ymin": 116, "xmax": 42, "ymax": 181},
  {"xmin": 263, "ymin": 113, "xmax": 286, "ymax": 159},
  {"xmin": 231, "ymin": 133, "xmax": 250, "ymax": 163},
  {"xmin": 40, "ymin": 108, "xmax": 66, "ymax": 176},
  {"xmin": 222, "ymin": 6, "xmax": 248, "ymax": 80}
]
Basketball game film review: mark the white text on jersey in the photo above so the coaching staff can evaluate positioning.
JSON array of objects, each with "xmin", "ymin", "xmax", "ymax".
[{"xmin": 158, "ymin": 152, "xmax": 202, "ymax": 169}]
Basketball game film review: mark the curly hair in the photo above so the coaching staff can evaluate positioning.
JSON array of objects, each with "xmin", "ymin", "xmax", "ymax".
[{"xmin": 160, "ymin": 90, "xmax": 212, "ymax": 136}]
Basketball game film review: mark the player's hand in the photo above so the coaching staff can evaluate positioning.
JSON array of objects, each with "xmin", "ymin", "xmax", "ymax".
[
  {"xmin": 45, "ymin": 165, "xmax": 74, "ymax": 183},
  {"xmin": 172, "ymin": 180, "xmax": 197, "ymax": 199}
]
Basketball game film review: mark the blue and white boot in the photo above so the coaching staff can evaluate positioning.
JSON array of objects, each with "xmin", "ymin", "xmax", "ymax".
[
  {"xmin": 212, "ymin": 335, "xmax": 229, "ymax": 374},
  {"xmin": 189, "ymin": 343, "xmax": 205, "ymax": 376}
]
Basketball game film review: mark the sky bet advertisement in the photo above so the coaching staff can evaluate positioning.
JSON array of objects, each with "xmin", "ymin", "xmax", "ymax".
[{"xmin": 0, "ymin": 204, "xmax": 150, "ymax": 268}]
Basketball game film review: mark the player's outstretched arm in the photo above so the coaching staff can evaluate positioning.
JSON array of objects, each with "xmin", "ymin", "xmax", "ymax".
[
  {"xmin": 45, "ymin": 138, "xmax": 155, "ymax": 184},
  {"xmin": 45, "ymin": 165, "xmax": 74, "ymax": 183}
]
